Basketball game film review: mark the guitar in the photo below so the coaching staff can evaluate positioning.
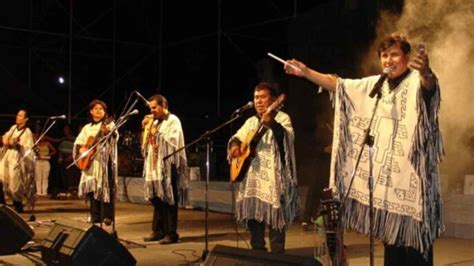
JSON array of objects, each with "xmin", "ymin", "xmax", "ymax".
[
  {"xmin": 0, "ymin": 145, "xmax": 7, "ymax": 161},
  {"xmin": 314, "ymin": 188, "xmax": 347, "ymax": 266},
  {"xmin": 314, "ymin": 214, "xmax": 331, "ymax": 266},
  {"xmin": 0, "ymin": 126, "xmax": 27, "ymax": 160},
  {"xmin": 141, "ymin": 114, "xmax": 154, "ymax": 154},
  {"xmin": 75, "ymin": 117, "xmax": 114, "ymax": 171},
  {"xmin": 229, "ymin": 94, "xmax": 286, "ymax": 183},
  {"xmin": 141, "ymin": 116, "xmax": 161, "ymax": 162}
]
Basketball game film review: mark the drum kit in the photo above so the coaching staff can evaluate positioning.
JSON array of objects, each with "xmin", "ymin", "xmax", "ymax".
[{"xmin": 117, "ymin": 130, "xmax": 143, "ymax": 177}]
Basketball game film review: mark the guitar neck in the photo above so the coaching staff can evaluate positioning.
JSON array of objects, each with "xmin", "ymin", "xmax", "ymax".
[
  {"xmin": 94, "ymin": 118, "xmax": 114, "ymax": 142},
  {"xmin": 248, "ymin": 123, "xmax": 269, "ymax": 148}
]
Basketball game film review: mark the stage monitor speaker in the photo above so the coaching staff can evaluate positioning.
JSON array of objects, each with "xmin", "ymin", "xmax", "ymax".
[
  {"xmin": 204, "ymin": 245, "xmax": 319, "ymax": 266},
  {"xmin": 41, "ymin": 219, "xmax": 136, "ymax": 266},
  {"xmin": 0, "ymin": 204, "xmax": 34, "ymax": 255}
]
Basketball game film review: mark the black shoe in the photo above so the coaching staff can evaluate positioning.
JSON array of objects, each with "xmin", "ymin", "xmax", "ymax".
[
  {"xmin": 251, "ymin": 247, "xmax": 268, "ymax": 252},
  {"xmin": 89, "ymin": 217, "xmax": 101, "ymax": 224},
  {"xmin": 159, "ymin": 235, "xmax": 178, "ymax": 245},
  {"xmin": 143, "ymin": 232, "xmax": 164, "ymax": 242},
  {"xmin": 13, "ymin": 201, "xmax": 23, "ymax": 213},
  {"xmin": 103, "ymin": 218, "xmax": 112, "ymax": 226}
]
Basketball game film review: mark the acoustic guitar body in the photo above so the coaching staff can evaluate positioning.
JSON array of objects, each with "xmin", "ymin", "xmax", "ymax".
[
  {"xmin": 75, "ymin": 136, "xmax": 96, "ymax": 171},
  {"xmin": 230, "ymin": 145, "xmax": 253, "ymax": 183},
  {"xmin": 229, "ymin": 94, "xmax": 286, "ymax": 183},
  {"xmin": 75, "ymin": 117, "xmax": 113, "ymax": 171}
]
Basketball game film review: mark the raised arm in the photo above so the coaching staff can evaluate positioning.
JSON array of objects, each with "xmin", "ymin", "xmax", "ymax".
[
  {"xmin": 408, "ymin": 47, "xmax": 436, "ymax": 91},
  {"xmin": 284, "ymin": 59, "xmax": 337, "ymax": 92}
]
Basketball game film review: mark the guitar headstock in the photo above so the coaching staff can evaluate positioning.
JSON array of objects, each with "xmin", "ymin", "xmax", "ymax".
[{"xmin": 265, "ymin": 93, "xmax": 286, "ymax": 115}]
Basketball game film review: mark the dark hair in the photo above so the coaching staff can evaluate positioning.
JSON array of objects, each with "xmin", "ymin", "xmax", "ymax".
[
  {"xmin": 377, "ymin": 33, "xmax": 411, "ymax": 57},
  {"xmin": 254, "ymin": 82, "xmax": 279, "ymax": 98},
  {"xmin": 18, "ymin": 108, "xmax": 29, "ymax": 118},
  {"xmin": 88, "ymin": 99, "xmax": 108, "ymax": 121},
  {"xmin": 89, "ymin": 99, "xmax": 107, "ymax": 112},
  {"xmin": 148, "ymin": 94, "xmax": 169, "ymax": 109}
]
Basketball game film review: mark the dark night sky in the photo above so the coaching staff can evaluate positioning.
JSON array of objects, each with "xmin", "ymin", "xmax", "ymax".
[
  {"xmin": 0, "ymin": 1, "xmax": 315, "ymax": 120},
  {"xmin": 0, "ymin": 0, "xmax": 402, "ymax": 180}
]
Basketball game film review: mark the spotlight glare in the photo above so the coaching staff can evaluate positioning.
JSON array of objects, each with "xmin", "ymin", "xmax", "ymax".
[{"xmin": 58, "ymin": 77, "xmax": 64, "ymax": 84}]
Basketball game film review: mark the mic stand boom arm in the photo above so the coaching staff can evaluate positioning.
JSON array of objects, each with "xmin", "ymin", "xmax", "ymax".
[
  {"xmin": 15, "ymin": 119, "xmax": 59, "ymax": 221},
  {"xmin": 162, "ymin": 113, "xmax": 243, "ymax": 261},
  {"xmin": 66, "ymin": 110, "xmax": 133, "ymax": 170},
  {"xmin": 16, "ymin": 119, "xmax": 58, "ymax": 169}
]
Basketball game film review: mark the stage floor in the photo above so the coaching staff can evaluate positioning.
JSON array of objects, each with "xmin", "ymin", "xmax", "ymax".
[{"xmin": 1, "ymin": 197, "xmax": 473, "ymax": 265}]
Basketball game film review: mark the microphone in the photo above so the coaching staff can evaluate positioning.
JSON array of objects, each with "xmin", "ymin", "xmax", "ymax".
[
  {"xmin": 233, "ymin": 101, "xmax": 254, "ymax": 114},
  {"xmin": 120, "ymin": 109, "xmax": 139, "ymax": 120},
  {"xmin": 50, "ymin": 115, "xmax": 66, "ymax": 120},
  {"xmin": 369, "ymin": 67, "xmax": 392, "ymax": 98},
  {"xmin": 134, "ymin": 91, "xmax": 150, "ymax": 106}
]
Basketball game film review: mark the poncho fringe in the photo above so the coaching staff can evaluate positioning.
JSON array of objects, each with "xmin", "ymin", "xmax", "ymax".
[{"xmin": 334, "ymin": 77, "xmax": 444, "ymax": 257}]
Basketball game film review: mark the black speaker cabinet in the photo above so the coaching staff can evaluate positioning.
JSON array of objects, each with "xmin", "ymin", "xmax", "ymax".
[
  {"xmin": 0, "ymin": 204, "xmax": 34, "ymax": 255},
  {"xmin": 41, "ymin": 219, "xmax": 136, "ymax": 266},
  {"xmin": 204, "ymin": 245, "xmax": 319, "ymax": 266}
]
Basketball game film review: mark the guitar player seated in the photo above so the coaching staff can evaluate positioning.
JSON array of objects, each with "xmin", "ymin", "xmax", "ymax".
[{"xmin": 228, "ymin": 82, "xmax": 299, "ymax": 254}]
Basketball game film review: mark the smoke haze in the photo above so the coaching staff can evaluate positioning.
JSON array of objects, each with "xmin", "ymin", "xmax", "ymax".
[{"xmin": 364, "ymin": 0, "xmax": 474, "ymax": 192}]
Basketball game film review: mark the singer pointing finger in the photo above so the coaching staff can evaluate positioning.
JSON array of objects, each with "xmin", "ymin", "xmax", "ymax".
[{"xmin": 285, "ymin": 34, "xmax": 442, "ymax": 265}]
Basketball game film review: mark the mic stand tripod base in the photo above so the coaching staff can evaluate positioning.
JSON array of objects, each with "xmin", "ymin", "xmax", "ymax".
[{"xmin": 201, "ymin": 249, "xmax": 209, "ymax": 262}]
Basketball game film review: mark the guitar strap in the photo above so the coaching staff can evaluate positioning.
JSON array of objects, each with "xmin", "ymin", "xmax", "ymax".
[{"xmin": 5, "ymin": 125, "xmax": 27, "ymax": 149}]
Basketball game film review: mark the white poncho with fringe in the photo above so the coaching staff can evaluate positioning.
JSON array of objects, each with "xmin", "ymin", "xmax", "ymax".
[
  {"xmin": 143, "ymin": 113, "xmax": 187, "ymax": 205},
  {"xmin": 330, "ymin": 70, "xmax": 444, "ymax": 255},
  {"xmin": 74, "ymin": 122, "xmax": 118, "ymax": 203},
  {"xmin": 231, "ymin": 111, "xmax": 299, "ymax": 230},
  {"xmin": 0, "ymin": 125, "xmax": 35, "ymax": 202}
]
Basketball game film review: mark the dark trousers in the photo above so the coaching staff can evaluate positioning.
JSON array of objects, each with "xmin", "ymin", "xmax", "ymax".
[
  {"xmin": 87, "ymin": 192, "xmax": 113, "ymax": 222},
  {"xmin": 248, "ymin": 219, "xmax": 286, "ymax": 254},
  {"xmin": 87, "ymin": 159, "xmax": 116, "ymax": 223},
  {"xmin": 0, "ymin": 182, "xmax": 5, "ymax": 205},
  {"xmin": 150, "ymin": 196, "xmax": 178, "ymax": 240},
  {"xmin": 384, "ymin": 244, "xmax": 433, "ymax": 266},
  {"xmin": 0, "ymin": 182, "xmax": 23, "ymax": 213},
  {"xmin": 149, "ymin": 167, "xmax": 179, "ymax": 240}
]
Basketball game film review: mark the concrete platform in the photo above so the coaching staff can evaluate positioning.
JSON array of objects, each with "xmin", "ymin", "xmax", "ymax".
[{"xmin": 0, "ymin": 197, "xmax": 473, "ymax": 266}]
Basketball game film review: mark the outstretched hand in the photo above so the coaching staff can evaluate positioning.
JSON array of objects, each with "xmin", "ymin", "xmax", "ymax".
[
  {"xmin": 408, "ymin": 48, "xmax": 431, "ymax": 77},
  {"xmin": 284, "ymin": 59, "xmax": 307, "ymax": 77}
]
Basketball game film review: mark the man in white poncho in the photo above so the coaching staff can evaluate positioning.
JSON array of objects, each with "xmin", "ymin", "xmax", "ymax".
[
  {"xmin": 74, "ymin": 100, "xmax": 118, "ymax": 226},
  {"xmin": 0, "ymin": 109, "xmax": 34, "ymax": 213},
  {"xmin": 284, "ymin": 34, "xmax": 443, "ymax": 265},
  {"xmin": 142, "ymin": 94, "xmax": 187, "ymax": 245},
  {"xmin": 228, "ymin": 83, "xmax": 299, "ymax": 254}
]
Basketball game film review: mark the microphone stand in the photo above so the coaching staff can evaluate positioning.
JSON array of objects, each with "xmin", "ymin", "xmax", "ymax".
[
  {"xmin": 163, "ymin": 113, "xmax": 243, "ymax": 261},
  {"xmin": 66, "ymin": 107, "xmax": 138, "ymax": 170},
  {"xmin": 16, "ymin": 119, "xmax": 59, "ymax": 222},
  {"xmin": 102, "ymin": 113, "xmax": 146, "ymax": 248},
  {"xmin": 339, "ymin": 90, "xmax": 382, "ymax": 266},
  {"xmin": 118, "ymin": 94, "xmax": 142, "ymax": 202},
  {"xmin": 67, "ymin": 110, "xmax": 146, "ymax": 248}
]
